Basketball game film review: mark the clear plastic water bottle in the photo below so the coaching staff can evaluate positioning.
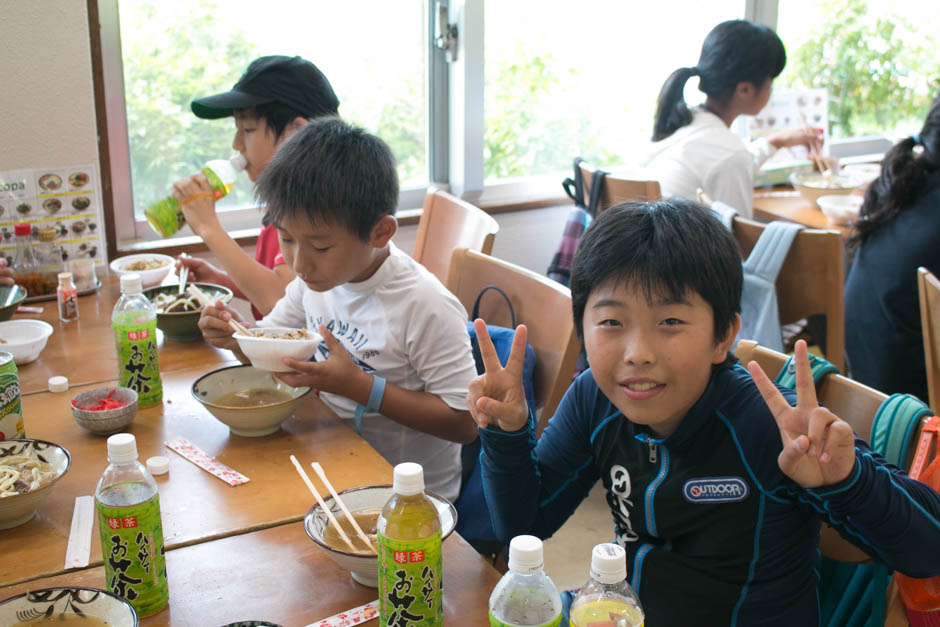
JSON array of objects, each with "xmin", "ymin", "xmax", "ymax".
[
  {"xmin": 112, "ymin": 273, "xmax": 162, "ymax": 407},
  {"xmin": 94, "ymin": 433, "xmax": 169, "ymax": 617},
  {"xmin": 144, "ymin": 153, "xmax": 247, "ymax": 237},
  {"xmin": 488, "ymin": 535, "xmax": 562, "ymax": 626},
  {"xmin": 569, "ymin": 543, "xmax": 644, "ymax": 627}
]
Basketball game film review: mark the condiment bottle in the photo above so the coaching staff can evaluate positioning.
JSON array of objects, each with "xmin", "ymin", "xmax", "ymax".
[
  {"xmin": 144, "ymin": 153, "xmax": 246, "ymax": 237},
  {"xmin": 57, "ymin": 271, "xmax": 79, "ymax": 322},
  {"xmin": 95, "ymin": 433, "xmax": 169, "ymax": 617},
  {"xmin": 112, "ymin": 273, "xmax": 162, "ymax": 407},
  {"xmin": 570, "ymin": 543, "xmax": 645, "ymax": 627},
  {"xmin": 489, "ymin": 535, "xmax": 562, "ymax": 626},
  {"xmin": 377, "ymin": 462, "xmax": 443, "ymax": 625},
  {"xmin": 12, "ymin": 223, "xmax": 40, "ymax": 297},
  {"xmin": 36, "ymin": 226, "xmax": 64, "ymax": 295}
]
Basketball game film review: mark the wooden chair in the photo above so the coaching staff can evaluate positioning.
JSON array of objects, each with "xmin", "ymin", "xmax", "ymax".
[
  {"xmin": 412, "ymin": 188, "xmax": 499, "ymax": 284},
  {"xmin": 918, "ymin": 267, "xmax": 940, "ymax": 412},
  {"xmin": 732, "ymin": 216, "xmax": 846, "ymax": 372},
  {"xmin": 577, "ymin": 161, "xmax": 661, "ymax": 213},
  {"xmin": 446, "ymin": 248, "xmax": 580, "ymax": 434}
]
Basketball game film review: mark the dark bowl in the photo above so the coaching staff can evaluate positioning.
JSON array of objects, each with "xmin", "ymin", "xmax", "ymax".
[
  {"xmin": 0, "ymin": 284, "xmax": 27, "ymax": 322},
  {"xmin": 143, "ymin": 282, "xmax": 233, "ymax": 342}
]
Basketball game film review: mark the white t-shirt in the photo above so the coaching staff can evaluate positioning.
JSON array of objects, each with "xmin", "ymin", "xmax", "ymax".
[
  {"xmin": 642, "ymin": 109, "xmax": 776, "ymax": 218},
  {"xmin": 261, "ymin": 243, "xmax": 476, "ymax": 501}
]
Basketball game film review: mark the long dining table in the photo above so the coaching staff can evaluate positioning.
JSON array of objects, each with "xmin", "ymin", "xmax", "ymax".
[
  {"xmin": 752, "ymin": 186, "xmax": 851, "ymax": 234},
  {"xmin": 0, "ymin": 273, "xmax": 502, "ymax": 624}
]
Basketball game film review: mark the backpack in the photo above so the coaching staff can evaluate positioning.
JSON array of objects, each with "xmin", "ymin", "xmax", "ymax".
[{"xmin": 547, "ymin": 157, "xmax": 607, "ymax": 286}]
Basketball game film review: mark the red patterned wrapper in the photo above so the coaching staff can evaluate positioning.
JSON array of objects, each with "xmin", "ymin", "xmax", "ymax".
[
  {"xmin": 308, "ymin": 600, "xmax": 379, "ymax": 626},
  {"xmin": 164, "ymin": 436, "xmax": 250, "ymax": 486}
]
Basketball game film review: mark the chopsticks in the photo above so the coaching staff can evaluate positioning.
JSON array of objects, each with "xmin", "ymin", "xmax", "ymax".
[
  {"xmin": 797, "ymin": 110, "xmax": 830, "ymax": 176},
  {"xmin": 290, "ymin": 455, "xmax": 376, "ymax": 554},
  {"xmin": 228, "ymin": 318, "xmax": 252, "ymax": 337},
  {"xmin": 178, "ymin": 253, "xmax": 190, "ymax": 295},
  {"xmin": 185, "ymin": 283, "xmax": 251, "ymax": 336}
]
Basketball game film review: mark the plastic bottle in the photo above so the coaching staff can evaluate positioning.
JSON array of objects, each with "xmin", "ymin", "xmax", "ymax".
[
  {"xmin": 12, "ymin": 223, "xmax": 41, "ymax": 297},
  {"xmin": 36, "ymin": 226, "xmax": 64, "ymax": 296},
  {"xmin": 377, "ymin": 462, "xmax": 443, "ymax": 625},
  {"xmin": 144, "ymin": 153, "xmax": 247, "ymax": 237},
  {"xmin": 112, "ymin": 273, "xmax": 162, "ymax": 407},
  {"xmin": 94, "ymin": 433, "xmax": 169, "ymax": 617},
  {"xmin": 489, "ymin": 535, "xmax": 562, "ymax": 627},
  {"xmin": 569, "ymin": 543, "xmax": 644, "ymax": 627},
  {"xmin": 57, "ymin": 271, "xmax": 79, "ymax": 322}
]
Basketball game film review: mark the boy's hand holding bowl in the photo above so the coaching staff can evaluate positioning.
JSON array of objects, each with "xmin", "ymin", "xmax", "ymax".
[
  {"xmin": 275, "ymin": 325, "xmax": 368, "ymax": 397},
  {"xmin": 466, "ymin": 318, "xmax": 530, "ymax": 432}
]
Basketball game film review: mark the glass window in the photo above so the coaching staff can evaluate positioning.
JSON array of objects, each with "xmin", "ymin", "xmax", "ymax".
[
  {"xmin": 775, "ymin": 0, "xmax": 940, "ymax": 138},
  {"xmin": 115, "ymin": 0, "xmax": 427, "ymax": 229},
  {"xmin": 483, "ymin": 0, "xmax": 745, "ymax": 182}
]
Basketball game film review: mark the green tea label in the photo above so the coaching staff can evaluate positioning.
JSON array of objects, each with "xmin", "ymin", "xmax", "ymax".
[
  {"xmin": 144, "ymin": 196, "xmax": 184, "ymax": 238},
  {"xmin": 377, "ymin": 532, "xmax": 442, "ymax": 626},
  {"xmin": 96, "ymin": 493, "xmax": 168, "ymax": 617},
  {"xmin": 489, "ymin": 614, "xmax": 562, "ymax": 627},
  {"xmin": 113, "ymin": 316, "xmax": 162, "ymax": 407},
  {"xmin": 0, "ymin": 373, "xmax": 24, "ymax": 440}
]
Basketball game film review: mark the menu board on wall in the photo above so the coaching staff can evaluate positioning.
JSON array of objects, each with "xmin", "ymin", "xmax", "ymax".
[
  {"xmin": 743, "ymin": 88, "xmax": 830, "ymax": 158},
  {"xmin": 0, "ymin": 163, "xmax": 106, "ymax": 269}
]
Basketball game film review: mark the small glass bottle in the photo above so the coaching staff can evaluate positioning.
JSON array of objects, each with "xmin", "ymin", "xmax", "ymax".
[
  {"xmin": 36, "ymin": 226, "xmax": 64, "ymax": 296},
  {"xmin": 570, "ymin": 543, "xmax": 644, "ymax": 627},
  {"xmin": 57, "ymin": 271, "xmax": 79, "ymax": 322},
  {"xmin": 489, "ymin": 535, "xmax": 562, "ymax": 626},
  {"xmin": 12, "ymin": 223, "xmax": 40, "ymax": 297},
  {"xmin": 95, "ymin": 433, "xmax": 169, "ymax": 617},
  {"xmin": 112, "ymin": 273, "xmax": 162, "ymax": 407}
]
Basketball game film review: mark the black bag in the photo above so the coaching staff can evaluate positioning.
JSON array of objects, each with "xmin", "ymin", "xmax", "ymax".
[{"xmin": 547, "ymin": 157, "xmax": 608, "ymax": 285}]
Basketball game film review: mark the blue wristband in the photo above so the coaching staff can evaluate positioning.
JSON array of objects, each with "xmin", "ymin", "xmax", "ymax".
[{"xmin": 353, "ymin": 375, "xmax": 386, "ymax": 435}]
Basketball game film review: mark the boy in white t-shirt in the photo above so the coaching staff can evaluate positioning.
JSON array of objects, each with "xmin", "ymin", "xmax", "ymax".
[{"xmin": 199, "ymin": 118, "xmax": 479, "ymax": 500}]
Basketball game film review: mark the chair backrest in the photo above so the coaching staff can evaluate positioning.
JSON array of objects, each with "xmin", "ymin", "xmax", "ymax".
[
  {"xmin": 917, "ymin": 267, "xmax": 940, "ymax": 412},
  {"xmin": 412, "ymin": 188, "xmax": 500, "ymax": 284},
  {"xmin": 578, "ymin": 161, "xmax": 661, "ymax": 213},
  {"xmin": 447, "ymin": 248, "xmax": 580, "ymax": 434},
  {"xmin": 732, "ymin": 216, "xmax": 846, "ymax": 372}
]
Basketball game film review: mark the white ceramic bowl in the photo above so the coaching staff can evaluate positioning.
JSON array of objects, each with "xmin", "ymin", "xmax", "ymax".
[
  {"xmin": 0, "ymin": 439, "xmax": 71, "ymax": 529},
  {"xmin": 0, "ymin": 319, "xmax": 54, "ymax": 365},
  {"xmin": 109, "ymin": 253, "xmax": 175, "ymax": 288},
  {"xmin": 790, "ymin": 171, "xmax": 860, "ymax": 208},
  {"xmin": 304, "ymin": 484, "xmax": 457, "ymax": 587},
  {"xmin": 233, "ymin": 326, "xmax": 321, "ymax": 372},
  {"xmin": 71, "ymin": 386, "xmax": 139, "ymax": 435},
  {"xmin": 191, "ymin": 364, "xmax": 311, "ymax": 437},
  {"xmin": 817, "ymin": 194, "xmax": 863, "ymax": 226},
  {"xmin": 0, "ymin": 587, "xmax": 138, "ymax": 626}
]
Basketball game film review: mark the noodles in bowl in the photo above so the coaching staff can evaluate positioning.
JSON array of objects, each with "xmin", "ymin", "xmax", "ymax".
[
  {"xmin": 233, "ymin": 326, "xmax": 322, "ymax": 372},
  {"xmin": 0, "ymin": 440, "xmax": 71, "ymax": 529}
]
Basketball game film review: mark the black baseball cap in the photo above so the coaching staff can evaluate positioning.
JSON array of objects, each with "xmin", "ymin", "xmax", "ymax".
[{"xmin": 191, "ymin": 55, "xmax": 339, "ymax": 120}]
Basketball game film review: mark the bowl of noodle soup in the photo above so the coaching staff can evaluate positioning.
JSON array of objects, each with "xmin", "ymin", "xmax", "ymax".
[
  {"xmin": 143, "ymin": 282, "xmax": 233, "ymax": 342},
  {"xmin": 0, "ymin": 439, "xmax": 71, "ymax": 529}
]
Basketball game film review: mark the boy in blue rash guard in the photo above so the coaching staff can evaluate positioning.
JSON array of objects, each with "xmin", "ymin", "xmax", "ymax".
[{"xmin": 468, "ymin": 200, "xmax": 940, "ymax": 626}]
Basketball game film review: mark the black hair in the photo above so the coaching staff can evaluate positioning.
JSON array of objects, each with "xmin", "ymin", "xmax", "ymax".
[
  {"xmin": 849, "ymin": 90, "xmax": 940, "ymax": 251},
  {"xmin": 235, "ymin": 101, "xmax": 336, "ymax": 143},
  {"xmin": 570, "ymin": 199, "xmax": 742, "ymax": 342},
  {"xmin": 254, "ymin": 118, "xmax": 399, "ymax": 241},
  {"xmin": 652, "ymin": 20, "xmax": 786, "ymax": 141}
]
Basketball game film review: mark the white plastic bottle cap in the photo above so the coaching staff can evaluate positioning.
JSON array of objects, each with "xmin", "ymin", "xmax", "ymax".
[
  {"xmin": 119, "ymin": 273, "xmax": 142, "ymax": 294},
  {"xmin": 146, "ymin": 456, "xmax": 170, "ymax": 476},
  {"xmin": 392, "ymin": 462, "xmax": 425, "ymax": 495},
  {"xmin": 48, "ymin": 376, "xmax": 69, "ymax": 393},
  {"xmin": 590, "ymin": 542, "xmax": 627, "ymax": 584},
  {"xmin": 508, "ymin": 535, "xmax": 544, "ymax": 574},
  {"xmin": 106, "ymin": 433, "xmax": 138, "ymax": 463},
  {"xmin": 229, "ymin": 153, "xmax": 247, "ymax": 172}
]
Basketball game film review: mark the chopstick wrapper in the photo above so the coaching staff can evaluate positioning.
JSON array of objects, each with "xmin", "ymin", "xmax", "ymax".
[
  {"xmin": 64, "ymin": 495, "xmax": 95, "ymax": 569},
  {"xmin": 306, "ymin": 600, "xmax": 379, "ymax": 627},
  {"xmin": 165, "ymin": 436, "xmax": 250, "ymax": 486}
]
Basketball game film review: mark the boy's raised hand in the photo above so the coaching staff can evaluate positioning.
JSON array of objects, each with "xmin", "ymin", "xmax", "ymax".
[
  {"xmin": 747, "ymin": 340, "xmax": 856, "ymax": 488},
  {"xmin": 466, "ymin": 319, "xmax": 530, "ymax": 432},
  {"xmin": 276, "ymin": 325, "xmax": 369, "ymax": 396}
]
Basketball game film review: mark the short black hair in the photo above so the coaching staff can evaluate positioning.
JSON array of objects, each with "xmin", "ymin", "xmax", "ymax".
[
  {"xmin": 570, "ymin": 200, "xmax": 742, "ymax": 341},
  {"xmin": 235, "ymin": 102, "xmax": 335, "ymax": 143},
  {"xmin": 255, "ymin": 118, "xmax": 399, "ymax": 241}
]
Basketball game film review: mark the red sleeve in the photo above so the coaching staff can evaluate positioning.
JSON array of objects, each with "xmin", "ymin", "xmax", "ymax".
[{"xmin": 254, "ymin": 224, "xmax": 285, "ymax": 269}]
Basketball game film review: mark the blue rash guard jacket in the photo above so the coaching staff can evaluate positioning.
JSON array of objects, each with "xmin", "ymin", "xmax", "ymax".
[{"xmin": 479, "ymin": 362, "xmax": 940, "ymax": 626}]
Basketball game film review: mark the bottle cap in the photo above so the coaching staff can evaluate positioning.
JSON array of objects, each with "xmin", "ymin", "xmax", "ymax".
[
  {"xmin": 119, "ymin": 273, "xmax": 143, "ymax": 294},
  {"xmin": 508, "ymin": 535, "xmax": 544, "ymax": 574},
  {"xmin": 392, "ymin": 462, "xmax": 424, "ymax": 495},
  {"xmin": 14, "ymin": 223, "xmax": 31, "ymax": 236},
  {"xmin": 106, "ymin": 433, "xmax": 138, "ymax": 463},
  {"xmin": 146, "ymin": 456, "xmax": 170, "ymax": 476},
  {"xmin": 590, "ymin": 542, "xmax": 627, "ymax": 584},
  {"xmin": 58, "ymin": 271, "xmax": 73, "ymax": 282},
  {"xmin": 229, "ymin": 153, "xmax": 247, "ymax": 172},
  {"xmin": 48, "ymin": 376, "xmax": 69, "ymax": 393}
]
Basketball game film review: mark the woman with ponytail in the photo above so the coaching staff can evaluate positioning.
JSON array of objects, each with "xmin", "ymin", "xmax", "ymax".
[
  {"xmin": 844, "ymin": 91, "xmax": 940, "ymax": 400},
  {"xmin": 643, "ymin": 20, "xmax": 819, "ymax": 217}
]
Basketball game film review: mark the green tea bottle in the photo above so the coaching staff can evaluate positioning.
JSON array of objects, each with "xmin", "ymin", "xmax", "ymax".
[
  {"xmin": 95, "ymin": 433, "xmax": 169, "ymax": 617},
  {"xmin": 377, "ymin": 462, "xmax": 443, "ymax": 626},
  {"xmin": 112, "ymin": 273, "xmax": 162, "ymax": 407}
]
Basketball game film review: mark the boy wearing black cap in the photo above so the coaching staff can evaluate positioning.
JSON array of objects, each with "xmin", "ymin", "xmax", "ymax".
[{"xmin": 173, "ymin": 55, "xmax": 339, "ymax": 319}]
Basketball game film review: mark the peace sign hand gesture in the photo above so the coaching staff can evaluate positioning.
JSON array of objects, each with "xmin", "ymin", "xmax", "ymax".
[
  {"xmin": 466, "ymin": 319, "xmax": 530, "ymax": 432},
  {"xmin": 747, "ymin": 340, "xmax": 856, "ymax": 488}
]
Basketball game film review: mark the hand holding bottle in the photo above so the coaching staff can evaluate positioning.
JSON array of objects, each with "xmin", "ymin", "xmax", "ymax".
[{"xmin": 172, "ymin": 172, "xmax": 221, "ymax": 237}]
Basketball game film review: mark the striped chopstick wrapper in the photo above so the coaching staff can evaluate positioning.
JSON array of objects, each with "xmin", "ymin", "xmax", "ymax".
[{"xmin": 305, "ymin": 599, "xmax": 379, "ymax": 626}]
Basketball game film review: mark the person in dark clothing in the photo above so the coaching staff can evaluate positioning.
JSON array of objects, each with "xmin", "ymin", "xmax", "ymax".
[
  {"xmin": 845, "ymin": 90, "xmax": 940, "ymax": 401},
  {"xmin": 468, "ymin": 200, "xmax": 940, "ymax": 626}
]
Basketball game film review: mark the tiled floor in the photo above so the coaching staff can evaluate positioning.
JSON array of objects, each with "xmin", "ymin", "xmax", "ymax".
[{"xmin": 542, "ymin": 483, "xmax": 612, "ymax": 591}]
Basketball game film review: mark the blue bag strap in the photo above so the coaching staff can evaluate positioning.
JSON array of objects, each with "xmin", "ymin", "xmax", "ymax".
[
  {"xmin": 470, "ymin": 285, "xmax": 516, "ymax": 329},
  {"xmin": 870, "ymin": 393, "xmax": 931, "ymax": 464},
  {"xmin": 774, "ymin": 352, "xmax": 840, "ymax": 388},
  {"xmin": 742, "ymin": 221, "xmax": 803, "ymax": 282}
]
